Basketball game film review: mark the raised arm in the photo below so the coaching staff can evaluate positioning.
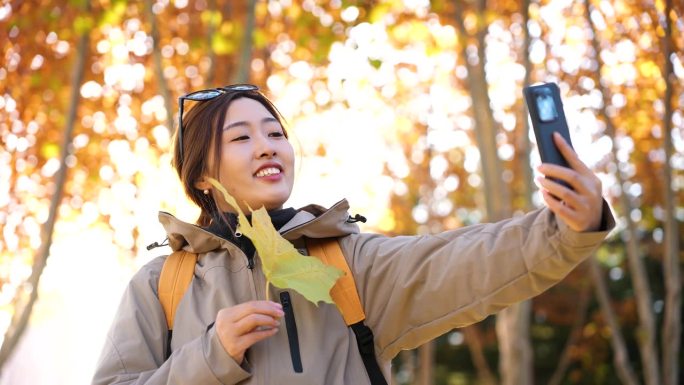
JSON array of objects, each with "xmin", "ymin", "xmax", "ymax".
[{"xmin": 344, "ymin": 194, "xmax": 613, "ymax": 362}]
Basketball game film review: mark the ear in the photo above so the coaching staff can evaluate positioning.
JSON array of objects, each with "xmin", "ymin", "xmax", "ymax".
[{"xmin": 194, "ymin": 177, "xmax": 211, "ymax": 192}]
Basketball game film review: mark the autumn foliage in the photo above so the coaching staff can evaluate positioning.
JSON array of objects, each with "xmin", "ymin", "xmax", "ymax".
[{"xmin": 0, "ymin": 0, "xmax": 682, "ymax": 384}]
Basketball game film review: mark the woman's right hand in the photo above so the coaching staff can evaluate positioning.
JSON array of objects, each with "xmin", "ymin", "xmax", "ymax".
[{"xmin": 214, "ymin": 300, "xmax": 284, "ymax": 364}]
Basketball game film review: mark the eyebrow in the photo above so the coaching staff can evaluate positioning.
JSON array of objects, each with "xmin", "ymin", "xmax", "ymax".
[{"xmin": 224, "ymin": 117, "xmax": 279, "ymax": 130}]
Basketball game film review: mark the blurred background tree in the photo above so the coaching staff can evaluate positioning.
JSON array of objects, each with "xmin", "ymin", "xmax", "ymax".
[{"xmin": 0, "ymin": 0, "xmax": 681, "ymax": 384}]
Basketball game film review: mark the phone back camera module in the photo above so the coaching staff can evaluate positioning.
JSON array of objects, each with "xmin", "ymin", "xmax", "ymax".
[{"xmin": 534, "ymin": 89, "xmax": 558, "ymax": 123}]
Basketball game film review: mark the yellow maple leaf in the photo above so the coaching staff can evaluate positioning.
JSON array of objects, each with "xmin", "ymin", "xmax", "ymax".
[{"xmin": 207, "ymin": 178, "xmax": 343, "ymax": 305}]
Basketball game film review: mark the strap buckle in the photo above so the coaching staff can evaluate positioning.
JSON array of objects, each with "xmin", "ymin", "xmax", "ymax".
[{"xmin": 351, "ymin": 322, "xmax": 375, "ymax": 354}]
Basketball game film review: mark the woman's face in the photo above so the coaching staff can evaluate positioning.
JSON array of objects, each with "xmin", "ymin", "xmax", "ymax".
[{"xmin": 210, "ymin": 97, "xmax": 295, "ymax": 213}]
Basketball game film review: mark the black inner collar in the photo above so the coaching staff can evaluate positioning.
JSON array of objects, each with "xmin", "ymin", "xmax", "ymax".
[{"xmin": 204, "ymin": 207, "xmax": 298, "ymax": 266}]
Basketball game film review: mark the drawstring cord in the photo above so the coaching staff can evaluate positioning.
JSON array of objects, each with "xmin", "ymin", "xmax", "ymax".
[{"xmin": 146, "ymin": 238, "xmax": 169, "ymax": 250}]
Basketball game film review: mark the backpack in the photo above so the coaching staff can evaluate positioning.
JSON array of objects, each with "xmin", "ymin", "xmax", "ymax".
[{"xmin": 158, "ymin": 237, "xmax": 388, "ymax": 385}]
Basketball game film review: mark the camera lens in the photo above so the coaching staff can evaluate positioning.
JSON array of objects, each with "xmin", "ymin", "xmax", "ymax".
[{"xmin": 535, "ymin": 90, "xmax": 558, "ymax": 123}]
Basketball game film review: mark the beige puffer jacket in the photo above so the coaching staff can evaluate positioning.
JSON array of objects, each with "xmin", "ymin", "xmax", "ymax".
[{"xmin": 92, "ymin": 199, "xmax": 614, "ymax": 384}]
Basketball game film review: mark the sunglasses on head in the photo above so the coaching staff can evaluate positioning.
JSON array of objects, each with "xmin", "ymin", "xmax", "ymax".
[{"xmin": 177, "ymin": 84, "xmax": 260, "ymax": 164}]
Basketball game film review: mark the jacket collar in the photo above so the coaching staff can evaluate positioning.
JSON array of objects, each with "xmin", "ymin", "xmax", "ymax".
[{"xmin": 157, "ymin": 199, "xmax": 360, "ymax": 254}]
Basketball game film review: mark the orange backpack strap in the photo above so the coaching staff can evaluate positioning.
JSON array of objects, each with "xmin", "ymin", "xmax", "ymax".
[
  {"xmin": 158, "ymin": 250, "xmax": 198, "ymax": 330},
  {"xmin": 305, "ymin": 237, "xmax": 387, "ymax": 385},
  {"xmin": 304, "ymin": 237, "xmax": 365, "ymax": 325}
]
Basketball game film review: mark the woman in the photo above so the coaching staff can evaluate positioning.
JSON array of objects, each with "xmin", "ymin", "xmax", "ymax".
[{"xmin": 92, "ymin": 85, "xmax": 614, "ymax": 384}]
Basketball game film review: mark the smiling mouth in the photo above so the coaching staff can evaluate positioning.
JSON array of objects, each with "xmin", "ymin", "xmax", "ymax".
[{"xmin": 255, "ymin": 167, "xmax": 282, "ymax": 177}]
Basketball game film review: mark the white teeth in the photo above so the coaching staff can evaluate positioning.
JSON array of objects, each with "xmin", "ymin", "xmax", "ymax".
[{"xmin": 256, "ymin": 167, "xmax": 281, "ymax": 177}]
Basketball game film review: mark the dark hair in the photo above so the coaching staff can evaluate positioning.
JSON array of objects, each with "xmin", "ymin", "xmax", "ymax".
[{"xmin": 172, "ymin": 90, "xmax": 288, "ymax": 227}]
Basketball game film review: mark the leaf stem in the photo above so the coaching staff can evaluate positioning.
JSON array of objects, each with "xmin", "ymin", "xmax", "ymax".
[{"xmin": 265, "ymin": 280, "xmax": 270, "ymax": 302}]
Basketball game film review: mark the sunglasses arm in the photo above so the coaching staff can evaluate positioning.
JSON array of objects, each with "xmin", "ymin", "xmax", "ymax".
[{"xmin": 178, "ymin": 97, "xmax": 187, "ymax": 161}]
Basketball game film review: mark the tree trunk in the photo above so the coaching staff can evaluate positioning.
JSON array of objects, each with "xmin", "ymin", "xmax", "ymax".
[
  {"xmin": 463, "ymin": 326, "xmax": 498, "ymax": 385},
  {"xmin": 454, "ymin": 2, "xmax": 530, "ymax": 384},
  {"xmin": 144, "ymin": 0, "xmax": 175, "ymax": 135},
  {"xmin": 584, "ymin": 3, "xmax": 661, "ymax": 384},
  {"xmin": 496, "ymin": 302, "xmax": 533, "ymax": 385},
  {"xmin": 500, "ymin": 1, "xmax": 535, "ymax": 381},
  {"xmin": 660, "ymin": 1, "xmax": 681, "ymax": 384},
  {"xmin": 519, "ymin": 0, "xmax": 534, "ymax": 210},
  {"xmin": 417, "ymin": 342, "xmax": 434, "ymax": 385},
  {"xmin": 548, "ymin": 267, "xmax": 591, "ymax": 385},
  {"xmin": 0, "ymin": 7, "xmax": 90, "ymax": 371},
  {"xmin": 205, "ymin": 0, "xmax": 218, "ymax": 85},
  {"xmin": 233, "ymin": 0, "xmax": 257, "ymax": 84},
  {"xmin": 517, "ymin": 0, "xmax": 534, "ymax": 211},
  {"xmin": 453, "ymin": 0, "xmax": 509, "ymax": 220},
  {"xmin": 395, "ymin": 350, "xmax": 416, "ymax": 385},
  {"xmin": 589, "ymin": 258, "xmax": 640, "ymax": 385}
]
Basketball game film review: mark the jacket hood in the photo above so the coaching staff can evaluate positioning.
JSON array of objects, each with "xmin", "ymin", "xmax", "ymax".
[{"xmin": 157, "ymin": 199, "xmax": 361, "ymax": 254}]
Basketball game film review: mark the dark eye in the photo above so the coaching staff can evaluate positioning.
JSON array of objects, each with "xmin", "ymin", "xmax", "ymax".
[
  {"xmin": 231, "ymin": 135, "xmax": 250, "ymax": 142},
  {"xmin": 269, "ymin": 131, "xmax": 285, "ymax": 138}
]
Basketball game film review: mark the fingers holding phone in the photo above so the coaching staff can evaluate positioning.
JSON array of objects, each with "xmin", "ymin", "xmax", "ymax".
[
  {"xmin": 536, "ymin": 133, "xmax": 603, "ymax": 232},
  {"xmin": 523, "ymin": 82, "xmax": 604, "ymax": 232}
]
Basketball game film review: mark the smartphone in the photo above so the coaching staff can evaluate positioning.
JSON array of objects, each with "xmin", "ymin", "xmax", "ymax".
[
  {"xmin": 523, "ymin": 82, "xmax": 574, "ymax": 168},
  {"xmin": 523, "ymin": 82, "xmax": 576, "ymax": 191}
]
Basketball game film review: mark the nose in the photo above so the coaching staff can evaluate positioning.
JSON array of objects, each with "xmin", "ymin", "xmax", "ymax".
[{"xmin": 254, "ymin": 132, "xmax": 276, "ymax": 159}]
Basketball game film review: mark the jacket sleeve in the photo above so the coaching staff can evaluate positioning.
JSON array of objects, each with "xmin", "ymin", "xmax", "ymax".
[
  {"xmin": 91, "ymin": 256, "xmax": 251, "ymax": 385},
  {"xmin": 343, "ymin": 202, "xmax": 615, "ymax": 361}
]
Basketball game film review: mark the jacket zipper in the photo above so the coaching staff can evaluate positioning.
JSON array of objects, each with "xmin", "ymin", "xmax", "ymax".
[
  {"xmin": 279, "ymin": 291, "xmax": 303, "ymax": 373},
  {"xmin": 245, "ymin": 247, "xmax": 260, "ymax": 385},
  {"xmin": 234, "ymin": 225, "xmax": 256, "ymax": 269}
]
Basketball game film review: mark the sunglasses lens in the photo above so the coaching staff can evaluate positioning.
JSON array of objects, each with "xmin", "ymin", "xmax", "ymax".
[
  {"xmin": 186, "ymin": 90, "xmax": 223, "ymax": 101},
  {"xmin": 226, "ymin": 84, "xmax": 258, "ymax": 91}
]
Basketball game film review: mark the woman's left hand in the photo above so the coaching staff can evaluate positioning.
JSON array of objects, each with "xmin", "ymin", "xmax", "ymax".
[{"xmin": 536, "ymin": 132, "xmax": 604, "ymax": 232}]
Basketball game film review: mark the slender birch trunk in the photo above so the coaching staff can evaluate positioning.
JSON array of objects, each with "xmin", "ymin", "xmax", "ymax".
[
  {"xmin": 548, "ymin": 265, "xmax": 591, "ymax": 385},
  {"xmin": 584, "ymin": 2, "xmax": 660, "ymax": 384},
  {"xmin": 454, "ymin": 1, "xmax": 531, "ymax": 384},
  {"xmin": 589, "ymin": 258, "xmax": 640, "ymax": 385},
  {"xmin": 417, "ymin": 340, "xmax": 434, "ymax": 385},
  {"xmin": 659, "ymin": 1, "xmax": 681, "ymax": 384},
  {"xmin": 519, "ymin": 0, "xmax": 534, "ymax": 211},
  {"xmin": 462, "ymin": 326, "xmax": 497, "ymax": 385},
  {"xmin": 233, "ymin": 0, "xmax": 257, "ymax": 84},
  {"xmin": 416, "ymin": 142, "xmax": 438, "ymax": 385},
  {"xmin": 205, "ymin": 0, "xmax": 218, "ymax": 85},
  {"xmin": 144, "ymin": 0, "xmax": 175, "ymax": 134},
  {"xmin": 394, "ymin": 350, "xmax": 416, "ymax": 384},
  {"xmin": 453, "ymin": 0, "xmax": 509, "ymax": 220},
  {"xmin": 0, "ymin": 6, "xmax": 90, "ymax": 370}
]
